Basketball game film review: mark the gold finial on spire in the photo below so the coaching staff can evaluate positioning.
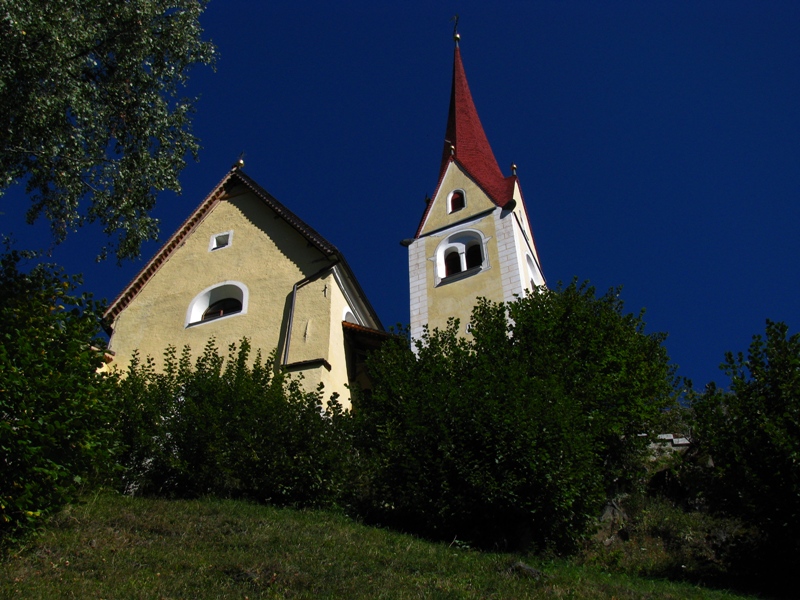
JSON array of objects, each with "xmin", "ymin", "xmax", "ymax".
[{"xmin": 451, "ymin": 14, "xmax": 460, "ymax": 44}]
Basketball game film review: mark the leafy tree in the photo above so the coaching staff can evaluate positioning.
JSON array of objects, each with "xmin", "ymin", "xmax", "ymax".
[
  {"xmin": 351, "ymin": 282, "xmax": 676, "ymax": 552},
  {"xmin": 0, "ymin": 1, "xmax": 215, "ymax": 260},
  {"xmin": 115, "ymin": 339, "xmax": 352, "ymax": 507},
  {"xmin": 0, "ymin": 249, "xmax": 116, "ymax": 545},
  {"xmin": 691, "ymin": 320, "xmax": 800, "ymax": 575}
]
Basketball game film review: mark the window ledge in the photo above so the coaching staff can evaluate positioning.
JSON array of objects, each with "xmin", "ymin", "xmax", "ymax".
[
  {"xmin": 438, "ymin": 265, "xmax": 482, "ymax": 286},
  {"xmin": 186, "ymin": 310, "xmax": 242, "ymax": 328},
  {"xmin": 284, "ymin": 358, "xmax": 332, "ymax": 372}
]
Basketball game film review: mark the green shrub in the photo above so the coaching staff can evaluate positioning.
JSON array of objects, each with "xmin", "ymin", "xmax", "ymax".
[
  {"xmin": 0, "ymin": 250, "xmax": 116, "ymax": 545},
  {"xmin": 690, "ymin": 320, "xmax": 800, "ymax": 580},
  {"xmin": 115, "ymin": 339, "xmax": 351, "ymax": 507},
  {"xmin": 351, "ymin": 282, "xmax": 677, "ymax": 553},
  {"xmin": 587, "ymin": 496, "xmax": 756, "ymax": 584}
]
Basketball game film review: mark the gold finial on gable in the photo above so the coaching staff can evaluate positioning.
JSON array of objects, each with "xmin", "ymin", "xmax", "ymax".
[{"xmin": 232, "ymin": 151, "xmax": 245, "ymax": 170}]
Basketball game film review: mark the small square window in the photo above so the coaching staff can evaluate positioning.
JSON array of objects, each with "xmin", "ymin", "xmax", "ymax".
[{"xmin": 209, "ymin": 231, "xmax": 233, "ymax": 251}]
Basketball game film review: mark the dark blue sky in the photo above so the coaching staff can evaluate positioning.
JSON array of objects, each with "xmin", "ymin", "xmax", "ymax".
[{"xmin": 4, "ymin": 1, "xmax": 800, "ymax": 389}]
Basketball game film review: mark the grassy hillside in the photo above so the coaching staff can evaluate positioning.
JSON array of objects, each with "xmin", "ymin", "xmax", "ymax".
[{"xmin": 1, "ymin": 493, "xmax": 754, "ymax": 599}]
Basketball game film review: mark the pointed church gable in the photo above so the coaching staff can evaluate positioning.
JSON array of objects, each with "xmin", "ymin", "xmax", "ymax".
[
  {"xmin": 510, "ymin": 182, "xmax": 537, "ymax": 256},
  {"xmin": 417, "ymin": 161, "xmax": 498, "ymax": 238},
  {"xmin": 105, "ymin": 168, "xmax": 340, "ymax": 324},
  {"xmin": 508, "ymin": 180, "xmax": 531, "ymax": 240},
  {"xmin": 503, "ymin": 179, "xmax": 547, "ymax": 290}
]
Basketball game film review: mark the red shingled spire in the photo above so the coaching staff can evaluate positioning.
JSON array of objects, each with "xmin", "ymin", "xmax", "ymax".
[
  {"xmin": 439, "ymin": 43, "xmax": 515, "ymax": 207},
  {"xmin": 414, "ymin": 37, "xmax": 519, "ymax": 238}
]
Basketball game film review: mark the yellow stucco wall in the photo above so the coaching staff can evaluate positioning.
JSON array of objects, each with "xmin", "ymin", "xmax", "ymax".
[
  {"xmin": 421, "ymin": 223, "xmax": 506, "ymax": 333},
  {"xmin": 419, "ymin": 164, "xmax": 496, "ymax": 237},
  {"xmin": 107, "ymin": 184, "xmax": 351, "ymax": 402},
  {"xmin": 287, "ymin": 275, "xmax": 333, "ymax": 365},
  {"xmin": 325, "ymin": 273, "xmax": 358, "ymax": 407},
  {"xmin": 281, "ymin": 270, "xmax": 356, "ymax": 408}
]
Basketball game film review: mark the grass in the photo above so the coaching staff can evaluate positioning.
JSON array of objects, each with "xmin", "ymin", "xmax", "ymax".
[{"xmin": 1, "ymin": 493, "xmax": 757, "ymax": 599}]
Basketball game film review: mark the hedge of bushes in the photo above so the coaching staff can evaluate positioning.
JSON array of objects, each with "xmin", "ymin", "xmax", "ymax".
[{"xmin": 4, "ymin": 255, "xmax": 798, "ymax": 592}]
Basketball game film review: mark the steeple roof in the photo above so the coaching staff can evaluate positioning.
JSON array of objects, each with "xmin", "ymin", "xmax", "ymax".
[
  {"xmin": 416, "ymin": 40, "xmax": 518, "ymax": 238},
  {"xmin": 442, "ymin": 43, "xmax": 517, "ymax": 204},
  {"xmin": 439, "ymin": 44, "xmax": 511, "ymax": 203}
]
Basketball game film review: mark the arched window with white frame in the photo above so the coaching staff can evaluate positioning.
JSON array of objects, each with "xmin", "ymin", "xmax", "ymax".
[
  {"xmin": 435, "ymin": 230, "xmax": 488, "ymax": 284},
  {"xmin": 186, "ymin": 281, "xmax": 249, "ymax": 327},
  {"xmin": 448, "ymin": 189, "xmax": 466, "ymax": 213}
]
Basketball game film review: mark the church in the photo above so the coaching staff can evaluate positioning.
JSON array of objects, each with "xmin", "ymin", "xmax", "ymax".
[
  {"xmin": 103, "ymin": 33, "xmax": 545, "ymax": 404},
  {"xmin": 405, "ymin": 33, "xmax": 545, "ymax": 342}
]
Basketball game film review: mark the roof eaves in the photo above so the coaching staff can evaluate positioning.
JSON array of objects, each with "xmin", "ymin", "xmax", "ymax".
[
  {"xmin": 334, "ymin": 256, "xmax": 385, "ymax": 332},
  {"xmin": 104, "ymin": 170, "xmax": 236, "ymax": 323},
  {"xmin": 233, "ymin": 169, "xmax": 340, "ymax": 257},
  {"xmin": 415, "ymin": 156, "xmax": 454, "ymax": 238},
  {"xmin": 342, "ymin": 321, "xmax": 395, "ymax": 339},
  {"xmin": 417, "ymin": 206, "xmax": 496, "ymax": 239}
]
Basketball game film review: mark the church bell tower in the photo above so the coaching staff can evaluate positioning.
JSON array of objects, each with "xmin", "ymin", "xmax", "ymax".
[{"xmin": 406, "ymin": 32, "xmax": 546, "ymax": 341}]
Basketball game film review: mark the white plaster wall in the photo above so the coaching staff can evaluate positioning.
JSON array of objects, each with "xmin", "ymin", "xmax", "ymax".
[
  {"xmin": 493, "ymin": 207, "xmax": 525, "ymax": 303},
  {"xmin": 408, "ymin": 238, "xmax": 429, "ymax": 342}
]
